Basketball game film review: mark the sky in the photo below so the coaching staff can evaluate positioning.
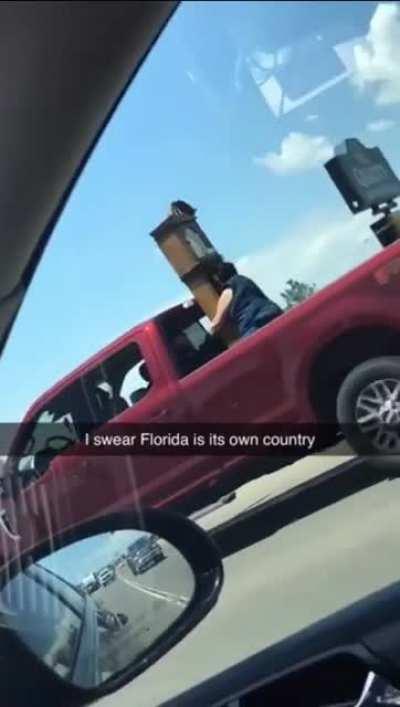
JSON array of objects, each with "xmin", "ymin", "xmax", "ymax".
[{"xmin": 1, "ymin": 0, "xmax": 400, "ymax": 424}]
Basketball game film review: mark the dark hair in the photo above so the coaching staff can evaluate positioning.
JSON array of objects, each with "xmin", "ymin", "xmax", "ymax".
[
  {"xmin": 217, "ymin": 261, "xmax": 237, "ymax": 282},
  {"xmin": 170, "ymin": 200, "xmax": 196, "ymax": 217}
]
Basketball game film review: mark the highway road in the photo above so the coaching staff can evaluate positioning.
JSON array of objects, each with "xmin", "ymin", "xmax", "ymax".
[
  {"xmin": 92, "ymin": 550, "xmax": 194, "ymax": 677},
  {"xmin": 95, "ymin": 451, "xmax": 400, "ymax": 707}
]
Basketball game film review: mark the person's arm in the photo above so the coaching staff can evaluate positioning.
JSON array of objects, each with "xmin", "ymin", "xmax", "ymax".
[{"xmin": 210, "ymin": 288, "xmax": 233, "ymax": 334}]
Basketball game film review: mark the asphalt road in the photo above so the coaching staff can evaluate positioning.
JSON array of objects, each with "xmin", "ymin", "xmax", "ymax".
[
  {"xmin": 92, "ymin": 551, "xmax": 194, "ymax": 677},
  {"xmin": 95, "ymin": 455, "xmax": 400, "ymax": 707}
]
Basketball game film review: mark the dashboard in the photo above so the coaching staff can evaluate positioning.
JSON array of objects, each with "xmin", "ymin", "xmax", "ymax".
[{"xmin": 159, "ymin": 579, "xmax": 400, "ymax": 707}]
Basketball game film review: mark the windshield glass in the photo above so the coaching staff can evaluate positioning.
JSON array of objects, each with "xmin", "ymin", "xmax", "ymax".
[{"xmin": 1, "ymin": 1, "xmax": 400, "ymax": 704}]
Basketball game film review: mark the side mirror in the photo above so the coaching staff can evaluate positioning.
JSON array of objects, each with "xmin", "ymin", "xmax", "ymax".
[
  {"xmin": 0, "ymin": 509, "xmax": 223, "ymax": 704},
  {"xmin": 45, "ymin": 435, "xmax": 72, "ymax": 452}
]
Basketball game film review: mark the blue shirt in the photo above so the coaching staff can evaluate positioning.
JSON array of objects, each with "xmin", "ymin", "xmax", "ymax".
[{"xmin": 226, "ymin": 274, "xmax": 282, "ymax": 337}]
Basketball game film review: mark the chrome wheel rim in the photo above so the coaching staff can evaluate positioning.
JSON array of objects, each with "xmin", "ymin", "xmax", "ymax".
[{"xmin": 355, "ymin": 377, "xmax": 400, "ymax": 453}]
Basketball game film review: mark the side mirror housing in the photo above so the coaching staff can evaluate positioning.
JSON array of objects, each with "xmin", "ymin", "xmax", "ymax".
[{"xmin": 0, "ymin": 509, "xmax": 223, "ymax": 706}]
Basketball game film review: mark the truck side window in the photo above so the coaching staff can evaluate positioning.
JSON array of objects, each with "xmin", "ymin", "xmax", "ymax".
[
  {"xmin": 120, "ymin": 359, "xmax": 152, "ymax": 406},
  {"xmin": 159, "ymin": 309, "xmax": 226, "ymax": 379},
  {"xmin": 13, "ymin": 380, "xmax": 92, "ymax": 484},
  {"xmin": 83, "ymin": 343, "xmax": 152, "ymax": 422}
]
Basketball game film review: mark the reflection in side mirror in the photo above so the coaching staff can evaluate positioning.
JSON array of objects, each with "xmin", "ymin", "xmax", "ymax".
[{"xmin": 0, "ymin": 530, "xmax": 196, "ymax": 689}]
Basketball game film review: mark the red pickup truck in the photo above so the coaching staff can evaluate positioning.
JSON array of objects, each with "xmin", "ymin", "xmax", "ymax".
[{"xmin": 2, "ymin": 239, "xmax": 400, "ymax": 548}]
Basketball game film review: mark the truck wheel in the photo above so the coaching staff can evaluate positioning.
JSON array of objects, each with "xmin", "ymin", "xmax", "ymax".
[{"xmin": 337, "ymin": 356, "xmax": 400, "ymax": 468}]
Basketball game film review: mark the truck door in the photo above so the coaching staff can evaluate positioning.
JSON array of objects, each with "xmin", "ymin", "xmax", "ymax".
[
  {"xmin": 159, "ymin": 304, "xmax": 286, "ymax": 489},
  {"xmin": 58, "ymin": 327, "xmax": 194, "ymax": 520}
]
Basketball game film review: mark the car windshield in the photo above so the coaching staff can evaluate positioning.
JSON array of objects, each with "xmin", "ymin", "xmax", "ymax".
[{"xmin": 2, "ymin": 0, "xmax": 400, "ymax": 705}]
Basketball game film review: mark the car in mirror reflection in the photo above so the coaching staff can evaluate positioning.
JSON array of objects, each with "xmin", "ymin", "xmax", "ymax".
[
  {"xmin": 126, "ymin": 535, "xmax": 166, "ymax": 575},
  {"xmin": 0, "ymin": 562, "xmax": 111, "ymax": 687},
  {"xmin": 78, "ymin": 572, "xmax": 100, "ymax": 595},
  {"xmin": 96, "ymin": 565, "xmax": 116, "ymax": 588}
]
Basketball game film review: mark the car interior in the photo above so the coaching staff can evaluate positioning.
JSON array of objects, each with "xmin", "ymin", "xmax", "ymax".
[{"xmin": 157, "ymin": 304, "xmax": 227, "ymax": 377}]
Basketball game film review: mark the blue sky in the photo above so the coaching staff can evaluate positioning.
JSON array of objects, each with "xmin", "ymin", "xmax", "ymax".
[
  {"xmin": 1, "ymin": 0, "xmax": 400, "ymax": 423},
  {"xmin": 40, "ymin": 530, "xmax": 142, "ymax": 584}
]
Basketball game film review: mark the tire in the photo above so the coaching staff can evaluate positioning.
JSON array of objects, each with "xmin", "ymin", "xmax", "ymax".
[{"xmin": 337, "ymin": 356, "xmax": 400, "ymax": 470}]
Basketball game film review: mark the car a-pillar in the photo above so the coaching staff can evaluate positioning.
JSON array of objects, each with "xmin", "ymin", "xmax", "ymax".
[{"xmin": 150, "ymin": 201, "xmax": 238, "ymax": 347}]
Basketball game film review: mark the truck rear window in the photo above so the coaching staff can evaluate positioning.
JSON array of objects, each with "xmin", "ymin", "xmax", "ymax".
[{"xmin": 158, "ymin": 306, "xmax": 226, "ymax": 378}]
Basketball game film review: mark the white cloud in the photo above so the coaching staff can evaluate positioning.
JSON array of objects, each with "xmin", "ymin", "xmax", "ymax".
[
  {"xmin": 236, "ymin": 210, "xmax": 380, "ymax": 305},
  {"xmin": 353, "ymin": 2, "xmax": 400, "ymax": 105},
  {"xmin": 133, "ymin": 211, "xmax": 380, "ymax": 328},
  {"xmin": 144, "ymin": 291, "xmax": 187, "ymax": 320},
  {"xmin": 305, "ymin": 114, "xmax": 319, "ymax": 122},
  {"xmin": 134, "ymin": 211, "xmax": 380, "ymax": 320},
  {"xmin": 366, "ymin": 118, "xmax": 396, "ymax": 132},
  {"xmin": 255, "ymin": 132, "xmax": 334, "ymax": 175}
]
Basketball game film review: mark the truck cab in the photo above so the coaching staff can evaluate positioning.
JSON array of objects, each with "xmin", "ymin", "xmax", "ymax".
[{"xmin": 4, "ymin": 241, "xmax": 400, "ymax": 554}]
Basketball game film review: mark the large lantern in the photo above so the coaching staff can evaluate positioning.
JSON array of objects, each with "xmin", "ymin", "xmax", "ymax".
[{"xmin": 150, "ymin": 202, "xmax": 238, "ymax": 344}]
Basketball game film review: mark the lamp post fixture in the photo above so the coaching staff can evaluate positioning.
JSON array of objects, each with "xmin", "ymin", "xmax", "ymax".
[
  {"xmin": 324, "ymin": 138, "xmax": 400, "ymax": 247},
  {"xmin": 150, "ymin": 201, "xmax": 238, "ymax": 345}
]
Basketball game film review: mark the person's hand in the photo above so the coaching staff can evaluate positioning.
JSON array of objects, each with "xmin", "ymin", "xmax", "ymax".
[{"xmin": 211, "ymin": 319, "xmax": 223, "ymax": 335}]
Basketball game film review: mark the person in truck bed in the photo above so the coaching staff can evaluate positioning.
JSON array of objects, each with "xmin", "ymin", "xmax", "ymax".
[{"xmin": 211, "ymin": 262, "xmax": 283, "ymax": 339}]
